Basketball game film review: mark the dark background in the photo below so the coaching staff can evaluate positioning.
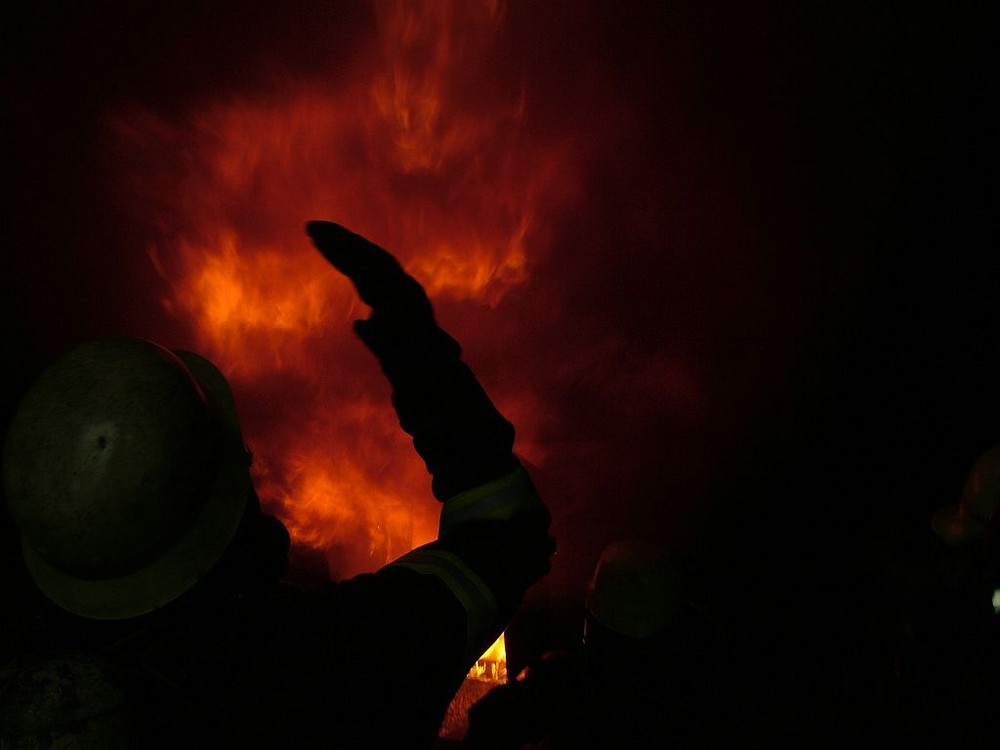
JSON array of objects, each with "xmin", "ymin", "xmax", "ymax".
[{"xmin": 3, "ymin": 0, "xmax": 996, "ymax": 723}]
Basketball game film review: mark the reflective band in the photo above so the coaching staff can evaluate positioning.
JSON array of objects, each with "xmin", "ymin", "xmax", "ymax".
[
  {"xmin": 439, "ymin": 467, "xmax": 542, "ymax": 538},
  {"xmin": 390, "ymin": 548, "xmax": 498, "ymax": 661}
]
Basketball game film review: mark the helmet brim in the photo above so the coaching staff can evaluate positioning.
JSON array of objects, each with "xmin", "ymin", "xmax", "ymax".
[
  {"xmin": 21, "ymin": 349, "xmax": 251, "ymax": 620},
  {"xmin": 931, "ymin": 504, "xmax": 991, "ymax": 545}
]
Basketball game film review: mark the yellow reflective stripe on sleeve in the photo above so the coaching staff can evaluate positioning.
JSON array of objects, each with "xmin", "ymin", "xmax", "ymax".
[
  {"xmin": 439, "ymin": 467, "xmax": 542, "ymax": 538},
  {"xmin": 390, "ymin": 548, "xmax": 498, "ymax": 660}
]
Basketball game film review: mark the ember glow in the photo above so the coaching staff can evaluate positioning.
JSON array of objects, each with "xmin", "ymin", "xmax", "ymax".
[
  {"xmin": 469, "ymin": 632, "xmax": 508, "ymax": 684},
  {"xmin": 112, "ymin": 0, "xmax": 580, "ymax": 579}
]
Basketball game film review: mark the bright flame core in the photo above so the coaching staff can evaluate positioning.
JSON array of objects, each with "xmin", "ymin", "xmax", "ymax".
[
  {"xmin": 469, "ymin": 632, "xmax": 508, "ymax": 684},
  {"xmin": 114, "ymin": 0, "xmax": 579, "ymax": 579}
]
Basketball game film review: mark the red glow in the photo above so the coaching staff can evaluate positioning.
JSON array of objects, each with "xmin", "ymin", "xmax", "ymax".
[{"xmin": 111, "ymin": 0, "xmax": 580, "ymax": 578}]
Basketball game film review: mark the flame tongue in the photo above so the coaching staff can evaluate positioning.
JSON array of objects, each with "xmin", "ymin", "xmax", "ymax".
[{"xmin": 469, "ymin": 632, "xmax": 507, "ymax": 684}]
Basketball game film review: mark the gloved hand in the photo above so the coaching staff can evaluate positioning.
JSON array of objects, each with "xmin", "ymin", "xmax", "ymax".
[
  {"xmin": 306, "ymin": 221, "xmax": 460, "ymax": 366},
  {"xmin": 306, "ymin": 221, "xmax": 433, "ymax": 323},
  {"xmin": 307, "ymin": 221, "xmax": 518, "ymax": 500}
]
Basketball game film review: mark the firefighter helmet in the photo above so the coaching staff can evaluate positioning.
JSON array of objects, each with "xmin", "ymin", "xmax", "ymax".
[
  {"xmin": 585, "ymin": 538, "xmax": 683, "ymax": 639},
  {"xmin": 2, "ymin": 337, "xmax": 251, "ymax": 619},
  {"xmin": 932, "ymin": 444, "xmax": 1000, "ymax": 544}
]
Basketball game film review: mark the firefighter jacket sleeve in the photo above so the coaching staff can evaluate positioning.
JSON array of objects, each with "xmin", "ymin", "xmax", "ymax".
[{"xmin": 307, "ymin": 221, "xmax": 554, "ymax": 665}]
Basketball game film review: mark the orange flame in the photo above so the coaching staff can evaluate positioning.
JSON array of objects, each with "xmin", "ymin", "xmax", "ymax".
[
  {"xmin": 468, "ymin": 632, "xmax": 508, "ymax": 683},
  {"xmin": 111, "ymin": 0, "xmax": 580, "ymax": 579}
]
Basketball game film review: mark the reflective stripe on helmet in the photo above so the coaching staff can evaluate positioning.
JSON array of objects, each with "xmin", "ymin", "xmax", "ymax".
[
  {"xmin": 390, "ymin": 547, "xmax": 498, "ymax": 662},
  {"xmin": 438, "ymin": 467, "xmax": 542, "ymax": 538}
]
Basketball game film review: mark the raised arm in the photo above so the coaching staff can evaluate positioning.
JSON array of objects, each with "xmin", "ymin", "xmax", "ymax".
[{"xmin": 306, "ymin": 220, "xmax": 554, "ymax": 665}]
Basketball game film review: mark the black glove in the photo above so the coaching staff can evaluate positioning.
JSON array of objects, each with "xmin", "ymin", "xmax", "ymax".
[{"xmin": 307, "ymin": 222, "xmax": 518, "ymax": 500}]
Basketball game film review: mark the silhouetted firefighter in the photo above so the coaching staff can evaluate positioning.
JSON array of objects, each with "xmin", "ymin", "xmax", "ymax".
[
  {"xmin": 0, "ymin": 222, "xmax": 554, "ymax": 748},
  {"xmin": 463, "ymin": 539, "xmax": 729, "ymax": 748}
]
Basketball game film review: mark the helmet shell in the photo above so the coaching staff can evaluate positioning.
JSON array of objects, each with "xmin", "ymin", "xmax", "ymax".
[
  {"xmin": 2, "ymin": 337, "xmax": 251, "ymax": 619},
  {"xmin": 585, "ymin": 538, "xmax": 683, "ymax": 639},
  {"xmin": 932, "ymin": 444, "xmax": 1000, "ymax": 544}
]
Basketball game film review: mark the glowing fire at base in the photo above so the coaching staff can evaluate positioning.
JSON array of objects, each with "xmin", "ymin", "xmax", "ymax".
[
  {"xmin": 468, "ymin": 632, "xmax": 507, "ymax": 684},
  {"xmin": 439, "ymin": 632, "xmax": 508, "ymax": 741}
]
